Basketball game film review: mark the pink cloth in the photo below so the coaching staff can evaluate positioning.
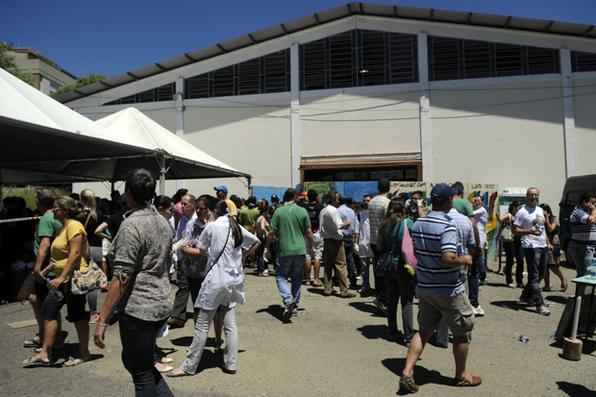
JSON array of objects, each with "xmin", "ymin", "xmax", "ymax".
[{"xmin": 401, "ymin": 224, "xmax": 417, "ymax": 269}]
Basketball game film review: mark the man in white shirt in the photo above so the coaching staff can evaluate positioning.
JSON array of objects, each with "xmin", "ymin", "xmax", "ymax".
[
  {"xmin": 319, "ymin": 192, "xmax": 356, "ymax": 298},
  {"xmin": 513, "ymin": 187, "xmax": 550, "ymax": 316},
  {"xmin": 368, "ymin": 180, "xmax": 392, "ymax": 309},
  {"xmin": 472, "ymin": 197, "xmax": 488, "ymax": 285},
  {"xmin": 169, "ymin": 194, "xmax": 198, "ymax": 328}
]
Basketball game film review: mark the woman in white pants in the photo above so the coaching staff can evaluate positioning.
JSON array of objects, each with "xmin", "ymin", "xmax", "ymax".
[{"xmin": 168, "ymin": 200, "xmax": 259, "ymax": 377}]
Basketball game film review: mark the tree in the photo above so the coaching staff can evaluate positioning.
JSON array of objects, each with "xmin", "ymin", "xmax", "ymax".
[
  {"xmin": 52, "ymin": 74, "xmax": 105, "ymax": 97},
  {"xmin": 0, "ymin": 42, "xmax": 35, "ymax": 85}
]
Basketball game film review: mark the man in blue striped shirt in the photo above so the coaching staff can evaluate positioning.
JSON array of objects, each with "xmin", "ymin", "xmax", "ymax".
[{"xmin": 399, "ymin": 184, "xmax": 480, "ymax": 394}]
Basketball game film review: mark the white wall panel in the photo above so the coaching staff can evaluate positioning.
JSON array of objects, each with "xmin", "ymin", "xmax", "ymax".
[{"xmin": 431, "ymin": 82, "xmax": 566, "ymax": 209}]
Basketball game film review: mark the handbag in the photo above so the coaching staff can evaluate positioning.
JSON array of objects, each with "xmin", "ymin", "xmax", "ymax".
[
  {"xmin": 70, "ymin": 211, "xmax": 108, "ymax": 295},
  {"xmin": 71, "ymin": 260, "xmax": 108, "ymax": 295}
]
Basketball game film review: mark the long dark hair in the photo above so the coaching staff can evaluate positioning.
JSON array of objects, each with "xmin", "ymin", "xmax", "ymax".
[{"xmin": 215, "ymin": 200, "xmax": 244, "ymax": 248}]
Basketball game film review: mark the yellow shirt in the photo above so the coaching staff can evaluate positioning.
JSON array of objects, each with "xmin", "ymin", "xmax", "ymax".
[{"xmin": 49, "ymin": 219, "xmax": 89, "ymax": 277}]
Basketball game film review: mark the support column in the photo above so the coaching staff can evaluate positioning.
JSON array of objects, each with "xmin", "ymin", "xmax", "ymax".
[
  {"xmin": 175, "ymin": 76, "xmax": 185, "ymax": 190},
  {"xmin": 289, "ymin": 42, "xmax": 302, "ymax": 188},
  {"xmin": 560, "ymin": 49, "xmax": 577, "ymax": 178},
  {"xmin": 417, "ymin": 33, "xmax": 433, "ymax": 183}
]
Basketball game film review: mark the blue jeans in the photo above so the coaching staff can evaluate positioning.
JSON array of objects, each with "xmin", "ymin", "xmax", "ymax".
[
  {"xmin": 276, "ymin": 255, "xmax": 305, "ymax": 306},
  {"xmin": 468, "ymin": 255, "xmax": 481, "ymax": 307},
  {"xmin": 521, "ymin": 248, "xmax": 547, "ymax": 306}
]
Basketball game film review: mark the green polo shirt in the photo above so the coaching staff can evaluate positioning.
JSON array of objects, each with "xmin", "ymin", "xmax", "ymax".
[{"xmin": 271, "ymin": 202, "xmax": 310, "ymax": 257}]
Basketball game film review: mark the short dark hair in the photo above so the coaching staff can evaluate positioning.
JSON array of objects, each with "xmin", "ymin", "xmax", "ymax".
[
  {"xmin": 36, "ymin": 189, "xmax": 55, "ymax": 209},
  {"xmin": 229, "ymin": 194, "xmax": 242, "ymax": 208},
  {"xmin": 283, "ymin": 188, "xmax": 296, "ymax": 203},
  {"xmin": 154, "ymin": 195, "xmax": 172, "ymax": 210},
  {"xmin": 307, "ymin": 189, "xmax": 318, "ymax": 202},
  {"xmin": 451, "ymin": 181, "xmax": 465, "ymax": 196},
  {"xmin": 126, "ymin": 169, "xmax": 156, "ymax": 205},
  {"xmin": 378, "ymin": 179, "xmax": 390, "ymax": 194},
  {"xmin": 580, "ymin": 192, "xmax": 596, "ymax": 204},
  {"xmin": 172, "ymin": 188, "xmax": 188, "ymax": 203}
]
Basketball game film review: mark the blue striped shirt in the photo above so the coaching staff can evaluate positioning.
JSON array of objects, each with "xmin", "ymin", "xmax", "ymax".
[
  {"xmin": 412, "ymin": 211, "xmax": 464, "ymax": 297},
  {"xmin": 570, "ymin": 206, "xmax": 596, "ymax": 245}
]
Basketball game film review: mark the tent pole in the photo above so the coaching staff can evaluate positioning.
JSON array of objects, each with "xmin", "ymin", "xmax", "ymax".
[
  {"xmin": 247, "ymin": 176, "xmax": 252, "ymax": 196},
  {"xmin": 159, "ymin": 155, "xmax": 166, "ymax": 196}
]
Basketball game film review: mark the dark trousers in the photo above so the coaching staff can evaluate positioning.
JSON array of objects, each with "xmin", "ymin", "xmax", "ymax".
[
  {"xmin": 119, "ymin": 315, "xmax": 173, "ymax": 397},
  {"xmin": 521, "ymin": 248, "xmax": 547, "ymax": 306},
  {"xmin": 370, "ymin": 244, "xmax": 385, "ymax": 302},
  {"xmin": 468, "ymin": 255, "xmax": 481, "ymax": 308},
  {"xmin": 384, "ymin": 271, "xmax": 415, "ymax": 341},
  {"xmin": 172, "ymin": 265, "xmax": 202, "ymax": 322},
  {"xmin": 344, "ymin": 238, "xmax": 357, "ymax": 287},
  {"xmin": 256, "ymin": 236, "xmax": 267, "ymax": 274},
  {"xmin": 503, "ymin": 240, "xmax": 524, "ymax": 285}
]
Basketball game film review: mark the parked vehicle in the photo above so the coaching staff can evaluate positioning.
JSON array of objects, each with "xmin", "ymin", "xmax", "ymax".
[{"xmin": 559, "ymin": 174, "xmax": 596, "ymax": 253}]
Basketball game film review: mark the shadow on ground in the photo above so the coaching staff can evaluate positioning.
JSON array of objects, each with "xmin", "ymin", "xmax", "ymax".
[
  {"xmin": 557, "ymin": 381, "xmax": 596, "ymax": 397},
  {"xmin": 256, "ymin": 305, "xmax": 287, "ymax": 324},
  {"xmin": 349, "ymin": 301, "xmax": 385, "ymax": 317},
  {"xmin": 546, "ymin": 295, "xmax": 570, "ymax": 305},
  {"xmin": 171, "ymin": 336, "xmax": 222, "ymax": 348},
  {"xmin": 490, "ymin": 300, "xmax": 543, "ymax": 314},
  {"xmin": 382, "ymin": 358, "xmax": 453, "ymax": 395}
]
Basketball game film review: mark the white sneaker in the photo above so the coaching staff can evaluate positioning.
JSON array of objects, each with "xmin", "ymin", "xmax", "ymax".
[{"xmin": 473, "ymin": 305, "xmax": 485, "ymax": 317}]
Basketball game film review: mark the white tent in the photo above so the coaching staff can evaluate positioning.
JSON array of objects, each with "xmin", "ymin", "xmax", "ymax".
[
  {"xmin": 92, "ymin": 107, "xmax": 250, "ymax": 193},
  {"xmin": 0, "ymin": 67, "xmax": 152, "ymax": 186},
  {"xmin": 0, "ymin": 68, "xmax": 249, "ymax": 190}
]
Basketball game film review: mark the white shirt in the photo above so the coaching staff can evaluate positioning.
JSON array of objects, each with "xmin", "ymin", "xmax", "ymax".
[
  {"xmin": 514, "ymin": 205, "xmax": 547, "ymax": 248},
  {"xmin": 319, "ymin": 205, "xmax": 343, "ymax": 240},
  {"xmin": 368, "ymin": 195, "xmax": 391, "ymax": 245},
  {"xmin": 472, "ymin": 206, "xmax": 488, "ymax": 247},
  {"xmin": 358, "ymin": 217, "xmax": 372, "ymax": 258},
  {"xmin": 195, "ymin": 215, "xmax": 258, "ymax": 310}
]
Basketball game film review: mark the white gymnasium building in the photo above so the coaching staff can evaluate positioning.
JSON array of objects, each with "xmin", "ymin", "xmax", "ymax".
[{"xmin": 58, "ymin": 3, "xmax": 596, "ymax": 207}]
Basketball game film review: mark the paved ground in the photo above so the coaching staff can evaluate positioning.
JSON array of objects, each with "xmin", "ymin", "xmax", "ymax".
[{"xmin": 2, "ymin": 266, "xmax": 595, "ymax": 397}]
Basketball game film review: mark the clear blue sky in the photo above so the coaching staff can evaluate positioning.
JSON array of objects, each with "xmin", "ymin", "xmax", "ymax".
[{"xmin": 2, "ymin": 0, "xmax": 596, "ymax": 78}]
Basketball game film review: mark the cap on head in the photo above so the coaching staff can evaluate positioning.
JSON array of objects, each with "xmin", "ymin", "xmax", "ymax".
[
  {"xmin": 214, "ymin": 185, "xmax": 228, "ymax": 194},
  {"xmin": 430, "ymin": 183, "xmax": 455, "ymax": 204}
]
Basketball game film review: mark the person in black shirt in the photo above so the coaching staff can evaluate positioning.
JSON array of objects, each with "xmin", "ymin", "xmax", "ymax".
[{"xmin": 304, "ymin": 190, "xmax": 324, "ymax": 286}]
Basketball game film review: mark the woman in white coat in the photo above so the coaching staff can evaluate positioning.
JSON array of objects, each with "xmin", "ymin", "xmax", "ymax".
[{"xmin": 168, "ymin": 200, "xmax": 259, "ymax": 377}]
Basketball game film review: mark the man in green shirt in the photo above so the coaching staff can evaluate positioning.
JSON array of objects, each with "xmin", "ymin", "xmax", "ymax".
[
  {"xmin": 271, "ymin": 188, "xmax": 313, "ymax": 322},
  {"xmin": 27, "ymin": 189, "xmax": 62, "ymax": 348},
  {"xmin": 238, "ymin": 196, "xmax": 260, "ymax": 234},
  {"xmin": 452, "ymin": 181, "xmax": 474, "ymax": 217}
]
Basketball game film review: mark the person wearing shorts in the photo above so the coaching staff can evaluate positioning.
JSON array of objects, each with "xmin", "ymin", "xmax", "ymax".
[
  {"xmin": 305, "ymin": 231, "xmax": 323, "ymax": 286},
  {"xmin": 399, "ymin": 184, "xmax": 481, "ymax": 394}
]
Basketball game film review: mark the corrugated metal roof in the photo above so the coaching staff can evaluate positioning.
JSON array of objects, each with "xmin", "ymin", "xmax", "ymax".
[{"xmin": 58, "ymin": 2, "xmax": 596, "ymax": 104}]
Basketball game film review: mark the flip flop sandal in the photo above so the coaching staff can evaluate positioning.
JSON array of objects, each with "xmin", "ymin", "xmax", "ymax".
[
  {"xmin": 64, "ymin": 357, "xmax": 89, "ymax": 367},
  {"xmin": 166, "ymin": 368, "xmax": 192, "ymax": 377},
  {"xmin": 155, "ymin": 363, "xmax": 174, "ymax": 373},
  {"xmin": 22, "ymin": 356, "xmax": 51, "ymax": 368},
  {"xmin": 454, "ymin": 375, "xmax": 482, "ymax": 387}
]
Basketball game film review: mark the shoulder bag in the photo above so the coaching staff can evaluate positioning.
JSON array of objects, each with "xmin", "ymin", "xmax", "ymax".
[{"xmin": 71, "ymin": 212, "xmax": 108, "ymax": 295}]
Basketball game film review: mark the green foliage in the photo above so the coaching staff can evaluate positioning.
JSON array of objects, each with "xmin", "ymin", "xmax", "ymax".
[
  {"xmin": 53, "ymin": 74, "xmax": 105, "ymax": 96},
  {"xmin": 0, "ymin": 42, "xmax": 35, "ymax": 86}
]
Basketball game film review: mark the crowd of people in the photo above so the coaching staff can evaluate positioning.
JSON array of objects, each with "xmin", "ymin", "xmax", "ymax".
[{"xmin": 6, "ymin": 169, "xmax": 596, "ymax": 395}]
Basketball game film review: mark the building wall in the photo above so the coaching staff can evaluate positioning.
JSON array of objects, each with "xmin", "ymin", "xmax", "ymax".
[
  {"xmin": 430, "ymin": 77, "xmax": 566, "ymax": 209},
  {"xmin": 573, "ymin": 73, "xmax": 596, "ymax": 177},
  {"xmin": 8, "ymin": 50, "xmax": 76, "ymax": 93},
  {"xmin": 299, "ymin": 90, "xmax": 421, "ymax": 158}
]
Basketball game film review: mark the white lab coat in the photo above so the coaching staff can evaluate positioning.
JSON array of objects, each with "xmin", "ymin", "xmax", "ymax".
[{"xmin": 195, "ymin": 215, "xmax": 258, "ymax": 310}]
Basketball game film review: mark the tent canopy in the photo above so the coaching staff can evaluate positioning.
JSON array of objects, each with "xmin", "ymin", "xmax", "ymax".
[
  {"xmin": 0, "ymin": 68, "xmax": 152, "ymax": 168},
  {"xmin": 0, "ymin": 68, "xmax": 249, "ymax": 185}
]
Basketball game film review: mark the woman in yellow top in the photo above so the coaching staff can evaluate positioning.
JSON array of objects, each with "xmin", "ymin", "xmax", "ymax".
[{"xmin": 23, "ymin": 196, "xmax": 92, "ymax": 368}]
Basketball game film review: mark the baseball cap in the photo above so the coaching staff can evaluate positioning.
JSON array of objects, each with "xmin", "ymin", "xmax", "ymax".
[
  {"xmin": 214, "ymin": 185, "xmax": 228, "ymax": 194},
  {"xmin": 430, "ymin": 183, "xmax": 455, "ymax": 202}
]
